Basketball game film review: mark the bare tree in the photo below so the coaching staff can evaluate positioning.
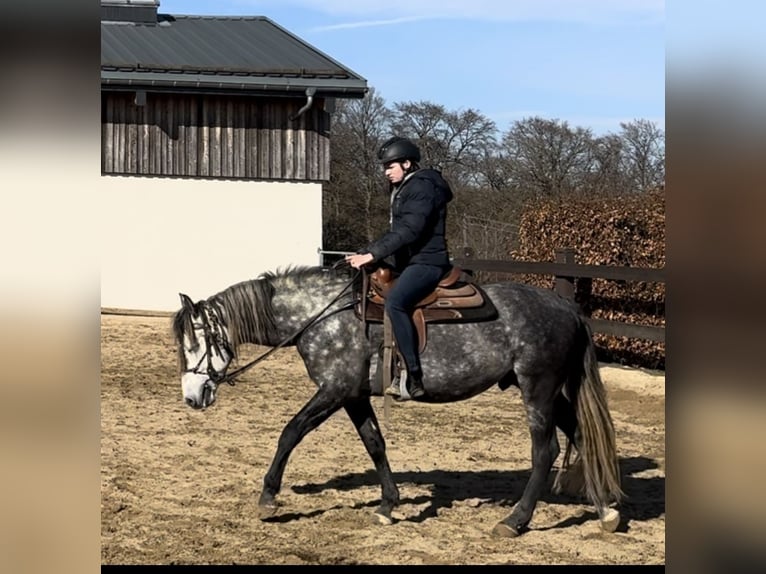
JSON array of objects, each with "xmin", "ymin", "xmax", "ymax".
[
  {"xmin": 475, "ymin": 143, "xmax": 510, "ymax": 193},
  {"xmin": 585, "ymin": 133, "xmax": 630, "ymax": 196},
  {"xmin": 619, "ymin": 119, "xmax": 665, "ymax": 192},
  {"xmin": 442, "ymin": 108, "xmax": 498, "ymax": 187},
  {"xmin": 389, "ymin": 100, "xmax": 449, "ymax": 166},
  {"xmin": 499, "ymin": 117, "xmax": 595, "ymax": 199},
  {"xmin": 325, "ymin": 89, "xmax": 392, "ymax": 248},
  {"xmin": 322, "ymin": 87, "xmax": 666, "ymax": 257},
  {"xmin": 389, "ymin": 102, "xmax": 497, "ymax": 183}
]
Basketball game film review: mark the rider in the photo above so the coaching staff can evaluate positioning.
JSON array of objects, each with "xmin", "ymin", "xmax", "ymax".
[{"xmin": 345, "ymin": 136, "xmax": 454, "ymax": 400}]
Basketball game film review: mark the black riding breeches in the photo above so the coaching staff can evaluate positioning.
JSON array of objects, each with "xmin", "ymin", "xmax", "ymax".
[{"xmin": 384, "ymin": 263, "xmax": 447, "ymax": 376}]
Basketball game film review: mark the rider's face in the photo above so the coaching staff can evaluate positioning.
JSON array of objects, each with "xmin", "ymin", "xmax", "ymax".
[{"xmin": 383, "ymin": 160, "xmax": 410, "ymax": 184}]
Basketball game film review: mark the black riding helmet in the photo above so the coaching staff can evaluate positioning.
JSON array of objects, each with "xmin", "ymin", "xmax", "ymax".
[{"xmin": 377, "ymin": 136, "xmax": 421, "ymax": 164}]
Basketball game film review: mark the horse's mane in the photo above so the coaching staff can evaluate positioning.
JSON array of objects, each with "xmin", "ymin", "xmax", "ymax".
[
  {"xmin": 258, "ymin": 265, "xmax": 325, "ymax": 285},
  {"xmin": 172, "ymin": 264, "xmax": 358, "ymax": 369},
  {"xmin": 170, "ymin": 276, "xmax": 279, "ymax": 369},
  {"xmin": 212, "ymin": 278, "xmax": 277, "ymax": 354},
  {"xmin": 259, "ymin": 264, "xmax": 361, "ymax": 294}
]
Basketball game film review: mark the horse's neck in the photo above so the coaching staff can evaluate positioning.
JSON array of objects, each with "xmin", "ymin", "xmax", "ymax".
[{"xmin": 271, "ymin": 276, "xmax": 347, "ymax": 337}]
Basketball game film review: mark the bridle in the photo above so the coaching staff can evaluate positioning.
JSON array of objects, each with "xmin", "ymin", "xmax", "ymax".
[
  {"xmin": 185, "ymin": 265, "xmax": 360, "ymax": 387},
  {"xmin": 184, "ymin": 300, "xmax": 233, "ymax": 385}
]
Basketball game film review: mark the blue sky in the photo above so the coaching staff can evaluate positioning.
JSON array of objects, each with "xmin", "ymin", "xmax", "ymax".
[{"xmin": 157, "ymin": 0, "xmax": 665, "ymax": 136}]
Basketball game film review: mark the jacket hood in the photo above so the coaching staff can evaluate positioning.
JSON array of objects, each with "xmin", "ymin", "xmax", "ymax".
[{"xmin": 411, "ymin": 168, "xmax": 453, "ymax": 202}]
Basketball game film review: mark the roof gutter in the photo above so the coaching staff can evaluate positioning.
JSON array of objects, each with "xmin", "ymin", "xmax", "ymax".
[
  {"xmin": 100, "ymin": 70, "xmax": 368, "ymax": 97},
  {"xmin": 289, "ymin": 87, "xmax": 316, "ymax": 121}
]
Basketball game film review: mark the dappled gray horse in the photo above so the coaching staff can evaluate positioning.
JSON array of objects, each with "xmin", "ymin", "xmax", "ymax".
[{"xmin": 172, "ymin": 266, "xmax": 621, "ymax": 536}]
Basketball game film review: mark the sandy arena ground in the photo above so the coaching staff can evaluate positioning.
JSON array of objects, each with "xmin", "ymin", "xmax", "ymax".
[{"xmin": 101, "ymin": 314, "xmax": 665, "ymax": 565}]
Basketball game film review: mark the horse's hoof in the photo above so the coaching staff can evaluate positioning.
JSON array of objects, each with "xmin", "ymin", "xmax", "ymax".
[
  {"xmin": 492, "ymin": 522, "xmax": 520, "ymax": 538},
  {"xmin": 373, "ymin": 511, "xmax": 394, "ymax": 526},
  {"xmin": 257, "ymin": 503, "xmax": 278, "ymax": 520},
  {"xmin": 600, "ymin": 508, "xmax": 620, "ymax": 532}
]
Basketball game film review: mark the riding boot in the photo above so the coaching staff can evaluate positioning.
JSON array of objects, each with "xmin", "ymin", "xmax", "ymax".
[
  {"xmin": 407, "ymin": 373, "xmax": 426, "ymax": 399},
  {"xmin": 384, "ymin": 371, "xmax": 425, "ymax": 400}
]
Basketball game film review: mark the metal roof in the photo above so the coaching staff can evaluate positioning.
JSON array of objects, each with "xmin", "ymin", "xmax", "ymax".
[{"xmin": 101, "ymin": 12, "xmax": 368, "ymax": 98}]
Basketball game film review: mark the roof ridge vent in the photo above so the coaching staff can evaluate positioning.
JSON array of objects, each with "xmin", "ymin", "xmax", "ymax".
[{"xmin": 101, "ymin": 0, "xmax": 160, "ymax": 25}]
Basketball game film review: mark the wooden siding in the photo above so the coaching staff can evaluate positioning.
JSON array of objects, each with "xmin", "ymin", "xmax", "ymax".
[{"xmin": 102, "ymin": 92, "xmax": 332, "ymax": 181}]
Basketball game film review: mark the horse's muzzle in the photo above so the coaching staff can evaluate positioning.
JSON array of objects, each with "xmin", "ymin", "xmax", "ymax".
[{"xmin": 185, "ymin": 381, "xmax": 217, "ymax": 409}]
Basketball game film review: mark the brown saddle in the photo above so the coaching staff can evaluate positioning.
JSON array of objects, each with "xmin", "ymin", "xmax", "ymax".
[{"xmin": 354, "ymin": 265, "xmax": 497, "ymax": 353}]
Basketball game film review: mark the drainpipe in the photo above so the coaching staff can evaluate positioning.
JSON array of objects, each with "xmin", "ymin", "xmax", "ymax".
[{"xmin": 289, "ymin": 87, "xmax": 316, "ymax": 121}]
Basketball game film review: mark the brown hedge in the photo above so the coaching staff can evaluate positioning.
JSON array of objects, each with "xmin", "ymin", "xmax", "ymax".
[{"xmin": 511, "ymin": 188, "xmax": 665, "ymax": 370}]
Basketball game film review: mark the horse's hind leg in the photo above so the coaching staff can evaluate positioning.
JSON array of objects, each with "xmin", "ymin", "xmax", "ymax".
[
  {"xmin": 551, "ymin": 392, "xmax": 583, "ymax": 496},
  {"xmin": 257, "ymin": 388, "xmax": 344, "ymax": 518},
  {"xmin": 501, "ymin": 371, "xmax": 563, "ymax": 471},
  {"xmin": 493, "ymin": 374, "xmax": 558, "ymax": 538},
  {"xmin": 344, "ymin": 397, "xmax": 400, "ymax": 525},
  {"xmin": 554, "ymin": 391, "xmax": 578, "ymax": 443}
]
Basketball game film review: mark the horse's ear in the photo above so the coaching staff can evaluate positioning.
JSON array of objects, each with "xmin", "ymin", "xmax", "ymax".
[{"xmin": 179, "ymin": 293, "xmax": 194, "ymax": 310}]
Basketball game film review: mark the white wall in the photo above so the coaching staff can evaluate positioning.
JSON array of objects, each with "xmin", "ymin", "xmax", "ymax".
[{"xmin": 100, "ymin": 175, "xmax": 322, "ymax": 312}]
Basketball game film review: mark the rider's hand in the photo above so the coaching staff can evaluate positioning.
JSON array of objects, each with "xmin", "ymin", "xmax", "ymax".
[{"xmin": 345, "ymin": 252, "xmax": 374, "ymax": 269}]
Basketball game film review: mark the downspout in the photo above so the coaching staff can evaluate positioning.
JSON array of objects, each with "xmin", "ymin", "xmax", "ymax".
[{"xmin": 289, "ymin": 87, "xmax": 317, "ymax": 121}]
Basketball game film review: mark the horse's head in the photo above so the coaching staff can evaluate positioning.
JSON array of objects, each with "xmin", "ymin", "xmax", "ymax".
[{"xmin": 173, "ymin": 293, "xmax": 233, "ymax": 409}]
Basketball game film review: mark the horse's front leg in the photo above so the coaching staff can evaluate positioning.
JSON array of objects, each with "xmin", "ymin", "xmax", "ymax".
[
  {"xmin": 344, "ymin": 396, "xmax": 400, "ymax": 525},
  {"xmin": 257, "ymin": 387, "xmax": 344, "ymax": 518}
]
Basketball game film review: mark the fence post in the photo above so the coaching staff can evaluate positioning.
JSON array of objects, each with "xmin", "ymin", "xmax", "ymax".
[
  {"xmin": 554, "ymin": 247, "xmax": 576, "ymax": 299},
  {"xmin": 457, "ymin": 246, "xmax": 475, "ymax": 277}
]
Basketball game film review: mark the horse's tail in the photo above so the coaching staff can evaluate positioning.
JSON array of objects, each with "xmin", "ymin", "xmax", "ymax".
[{"xmin": 558, "ymin": 319, "xmax": 623, "ymax": 510}]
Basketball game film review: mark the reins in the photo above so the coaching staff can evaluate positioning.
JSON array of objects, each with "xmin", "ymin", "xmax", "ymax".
[{"xmin": 216, "ymin": 264, "xmax": 360, "ymax": 386}]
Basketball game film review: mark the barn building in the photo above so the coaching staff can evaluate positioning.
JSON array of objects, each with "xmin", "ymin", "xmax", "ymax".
[{"xmin": 100, "ymin": 0, "xmax": 367, "ymax": 312}]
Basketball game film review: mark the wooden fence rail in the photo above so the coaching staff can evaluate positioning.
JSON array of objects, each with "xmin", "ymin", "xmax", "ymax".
[
  {"xmin": 453, "ymin": 247, "xmax": 665, "ymax": 343},
  {"xmin": 317, "ymin": 247, "xmax": 666, "ymax": 343}
]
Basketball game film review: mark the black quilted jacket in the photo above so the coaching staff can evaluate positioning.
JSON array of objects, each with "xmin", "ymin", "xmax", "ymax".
[{"xmin": 364, "ymin": 168, "xmax": 453, "ymax": 269}]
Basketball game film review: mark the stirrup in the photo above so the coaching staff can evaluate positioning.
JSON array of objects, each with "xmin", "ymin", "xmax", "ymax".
[{"xmin": 384, "ymin": 381, "xmax": 402, "ymax": 398}]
